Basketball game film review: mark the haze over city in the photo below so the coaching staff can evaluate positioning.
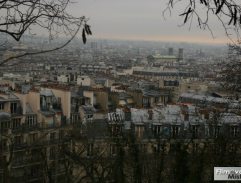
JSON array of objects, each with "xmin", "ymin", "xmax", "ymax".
[{"xmin": 70, "ymin": 0, "xmax": 230, "ymax": 44}]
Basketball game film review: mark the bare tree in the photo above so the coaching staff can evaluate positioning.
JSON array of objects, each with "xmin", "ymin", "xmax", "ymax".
[
  {"xmin": 0, "ymin": 0, "xmax": 91, "ymax": 64},
  {"xmin": 164, "ymin": 0, "xmax": 241, "ymax": 42}
]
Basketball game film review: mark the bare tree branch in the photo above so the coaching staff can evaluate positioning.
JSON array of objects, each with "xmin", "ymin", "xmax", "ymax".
[
  {"xmin": 164, "ymin": 0, "xmax": 241, "ymax": 43},
  {"xmin": 0, "ymin": 0, "xmax": 92, "ymax": 64}
]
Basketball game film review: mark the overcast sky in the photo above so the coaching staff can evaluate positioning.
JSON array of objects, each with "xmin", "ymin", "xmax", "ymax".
[{"xmin": 69, "ymin": 0, "xmax": 229, "ymax": 44}]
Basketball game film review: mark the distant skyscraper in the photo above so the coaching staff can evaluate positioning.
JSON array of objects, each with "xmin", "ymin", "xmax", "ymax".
[
  {"xmin": 178, "ymin": 48, "xmax": 184, "ymax": 61},
  {"xmin": 168, "ymin": 48, "xmax": 174, "ymax": 56}
]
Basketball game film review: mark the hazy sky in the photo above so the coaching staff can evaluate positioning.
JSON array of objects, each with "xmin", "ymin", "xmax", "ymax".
[{"xmin": 70, "ymin": 0, "xmax": 229, "ymax": 44}]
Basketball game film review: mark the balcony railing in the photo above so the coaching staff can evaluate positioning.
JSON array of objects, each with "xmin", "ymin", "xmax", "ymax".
[{"xmin": 10, "ymin": 123, "xmax": 70, "ymax": 133}]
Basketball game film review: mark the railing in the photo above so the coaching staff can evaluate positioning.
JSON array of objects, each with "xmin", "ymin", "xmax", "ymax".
[
  {"xmin": 0, "ymin": 137, "xmax": 71, "ymax": 154},
  {"xmin": 10, "ymin": 123, "xmax": 71, "ymax": 133}
]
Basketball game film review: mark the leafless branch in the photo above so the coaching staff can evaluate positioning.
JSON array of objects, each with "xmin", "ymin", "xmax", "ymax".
[
  {"xmin": 0, "ymin": 0, "xmax": 92, "ymax": 64},
  {"xmin": 164, "ymin": 0, "xmax": 241, "ymax": 43}
]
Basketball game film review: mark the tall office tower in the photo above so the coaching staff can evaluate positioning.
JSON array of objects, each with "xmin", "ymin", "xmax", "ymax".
[{"xmin": 168, "ymin": 47, "xmax": 174, "ymax": 56}]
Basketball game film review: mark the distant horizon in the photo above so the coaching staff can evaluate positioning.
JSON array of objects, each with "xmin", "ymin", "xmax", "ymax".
[
  {"xmin": 10, "ymin": 33, "xmax": 227, "ymax": 48},
  {"xmin": 2, "ymin": 30, "xmax": 227, "ymax": 47},
  {"xmin": 88, "ymin": 36, "xmax": 228, "ymax": 46}
]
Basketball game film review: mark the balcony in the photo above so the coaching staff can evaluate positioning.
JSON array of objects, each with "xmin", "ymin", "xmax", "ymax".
[{"xmin": 11, "ymin": 122, "xmax": 70, "ymax": 134}]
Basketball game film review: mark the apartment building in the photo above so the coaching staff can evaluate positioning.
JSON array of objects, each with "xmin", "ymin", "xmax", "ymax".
[{"xmin": 0, "ymin": 86, "xmax": 72, "ymax": 183}]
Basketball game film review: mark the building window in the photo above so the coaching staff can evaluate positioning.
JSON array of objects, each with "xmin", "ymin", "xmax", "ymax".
[
  {"xmin": 192, "ymin": 125, "xmax": 199, "ymax": 138},
  {"xmin": 71, "ymin": 113, "xmax": 80, "ymax": 124},
  {"xmin": 0, "ymin": 103, "xmax": 4, "ymax": 110},
  {"xmin": 154, "ymin": 97, "xmax": 159, "ymax": 103},
  {"xmin": 139, "ymin": 143, "xmax": 147, "ymax": 153},
  {"xmin": 153, "ymin": 143, "xmax": 166, "ymax": 153},
  {"xmin": 57, "ymin": 97, "xmax": 61, "ymax": 105},
  {"xmin": 26, "ymin": 115, "xmax": 36, "ymax": 127},
  {"xmin": 230, "ymin": 126, "xmax": 238, "ymax": 138},
  {"xmin": 29, "ymin": 133, "xmax": 38, "ymax": 143},
  {"xmin": 14, "ymin": 136, "xmax": 23, "ymax": 145},
  {"xmin": 10, "ymin": 102, "xmax": 17, "ymax": 114},
  {"xmin": 135, "ymin": 125, "xmax": 144, "ymax": 138},
  {"xmin": 30, "ymin": 167, "xmax": 39, "ymax": 178},
  {"xmin": 110, "ymin": 144, "xmax": 117, "ymax": 156},
  {"xmin": 59, "ymin": 130, "xmax": 64, "ymax": 140},
  {"xmin": 143, "ymin": 97, "xmax": 150, "ymax": 108},
  {"xmin": 153, "ymin": 125, "xmax": 162, "ymax": 136},
  {"xmin": 14, "ymin": 152, "xmax": 24, "ymax": 165},
  {"xmin": 87, "ymin": 143, "xmax": 94, "ymax": 156},
  {"xmin": 162, "ymin": 126, "xmax": 170, "ymax": 137},
  {"xmin": 49, "ymin": 147, "xmax": 55, "ymax": 160},
  {"xmin": 50, "ymin": 132, "xmax": 56, "ymax": 140},
  {"xmin": 0, "ymin": 121, "xmax": 11, "ymax": 130},
  {"xmin": 171, "ymin": 126, "xmax": 179, "ymax": 138},
  {"xmin": 192, "ymin": 143, "xmax": 199, "ymax": 152},
  {"xmin": 213, "ymin": 126, "xmax": 220, "ymax": 138},
  {"xmin": 12, "ymin": 118, "xmax": 21, "ymax": 129},
  {"xmin": 1, "ymin": 139, "xmax": 7, "ymax": 150},
  {"xmin": 111, "ymin": 124, "xmax": 122, "ymax": 136}
]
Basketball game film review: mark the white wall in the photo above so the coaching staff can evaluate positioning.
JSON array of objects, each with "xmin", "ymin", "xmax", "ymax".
[
  {"xmin": 77, "ymin": 76, "xmax": 92, "ymax": 86},
  {"xmin": 57, "ymin": 75, "xmax": 69, "ymax": 83}
]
